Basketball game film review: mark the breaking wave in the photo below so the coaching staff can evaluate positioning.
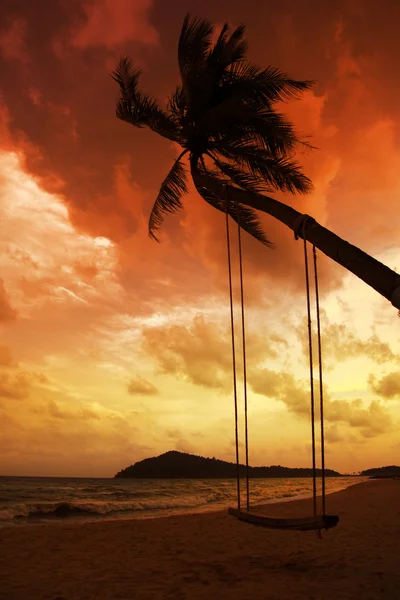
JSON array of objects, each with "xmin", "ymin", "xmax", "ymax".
[{"xmin": 0, "ymin": 476, "xmax": 362, "ymax": 527}]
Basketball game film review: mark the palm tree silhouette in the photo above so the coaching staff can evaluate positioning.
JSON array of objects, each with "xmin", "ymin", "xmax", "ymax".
[{"xmin": 112, "ymin": 14, "xmax": 400, "ymax": 310}]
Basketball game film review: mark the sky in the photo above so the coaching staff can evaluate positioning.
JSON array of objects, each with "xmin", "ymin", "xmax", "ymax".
[{"xmin": 0, "ymin": 0, "xmax": 399, "ymax": 477}]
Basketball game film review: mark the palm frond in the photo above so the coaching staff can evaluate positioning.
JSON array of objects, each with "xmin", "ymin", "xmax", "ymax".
[
  {"xmin": 193, "ymin": 163, "xmax": 272, "ymax": 247},
  {"xmin": 223, "ymin": 25, "xmax": 247, "ymax": 65},
  {"xmin": 116, "ymin": 91, "xmax": 181, "ymax": 141},
  {"xmin": 213, "ymin": 141, "xmax": 313, "ymax": 194},
  {"xmin": 203, "ymin": 101, "xmax": 301, "ymax": 157},
  {"xmin": 219, "ymin": 62, "xmax": 314, "ymax": 107},
  {"xmin": 210, "ymin": 157, "xmax": 269, "ymax": 194},
  {"xmin": 209, "ymin": 61, "xmax": 314, "ymax": 115},
  {"xmin": 207, "ymin": 22, "xmax": 230, "ymax": 68},
  {"xmin": 112, "ymin": 56, "xmax": 181, "ymax": 142},
  {"xmin": 168, "ymin": 86, "xmax": 186, "ymax": 120},
  {"xmin": 178, "ymin": 14, "xmax": 213, "ymax": 78},
  {"xmin": 112, "ymin": 56, "xmax": 143, "ymax": 127},
  {"xmin": 111, "ymin": 56, "xmax": 141, "ymax": 100},
  {"xmin": 149, "ymin": 155, "xmax": 189, "ymax": 241},
  {"xmin": 207, "ymin": 23, "xmax": 247, "ymax": 70}
]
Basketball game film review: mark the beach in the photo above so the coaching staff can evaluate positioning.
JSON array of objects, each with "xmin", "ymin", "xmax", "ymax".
[{"xmin": 0, "ymin": 479, "xmax": 398, "ymax": 600}]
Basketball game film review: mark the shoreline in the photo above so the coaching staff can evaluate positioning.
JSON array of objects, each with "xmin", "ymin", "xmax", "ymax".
[
  {"xmin": 0, "ymin": 479, "xmax": 398, "ymax": 599},
  {"xmin": 0, "ymin": 475, "xmax": 365, "ymax": 529}
]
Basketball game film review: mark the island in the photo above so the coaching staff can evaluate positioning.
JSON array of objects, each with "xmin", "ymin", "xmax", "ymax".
[
  {"xmin": 114, "ymin": 450, "xmax": 342, "ymax": 479},
  {"xmin": 360, "ymin": 465, "xmax": 400, "ymax": 478}
]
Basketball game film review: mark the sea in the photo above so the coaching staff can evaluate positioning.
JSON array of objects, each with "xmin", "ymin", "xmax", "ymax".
[{"xmin": 0, "ymin": 476, "xmax": 362, "ymax": 528}]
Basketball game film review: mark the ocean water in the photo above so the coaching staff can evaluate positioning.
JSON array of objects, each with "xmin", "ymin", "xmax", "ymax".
[{"xmin": 0, "ymin": 476, "xmax": 362, "ymax": 528}]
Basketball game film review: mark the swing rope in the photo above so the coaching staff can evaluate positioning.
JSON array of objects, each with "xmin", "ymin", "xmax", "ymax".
[
  {"xmin": 297, "ymin": 216, "xmax": 327, "ymax": 518},
  {"xmin": 313, "ymin": 245, "xmax": 326, "ymax": 515},
  {"xmin": 236, "ymin": 202, "xmax": 250, "ymax": 512},
  {"xmin": 302, "ymin": 221, "xmax": 317, "ymax": 517},
  {"xmin": 226, "ymin": 204, "xmax": 328, "ymax": 522},
  {"xmin": 225, "ymin": 192, "xmax": 241, "ymax": 511}
]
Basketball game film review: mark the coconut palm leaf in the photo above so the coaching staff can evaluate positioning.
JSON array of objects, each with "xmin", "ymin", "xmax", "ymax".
[
  {"xmin": 194, "ymin": 163, "xmax": 273, "ymax": 247},
  {"xmin": 203, "ymin": 187, "xmax": 272, "ymax": 248},
  {"xmin": 148, "ymin": 154, "xmax": 189, "ymax": 241},
  {"xmin": 178, "ymin": 14, "xmax": 213, "ymax": 78},
  {"xmin": 117, "ymin": 91, "xmax": 181, "ymax": 141},
  {"xmin": 213, "ymin": 141, "xmax": 312, "ymax": 194},
  {"xmin": 211, "ymin": 159, "xmax": 270, "ymax": 194},
  {"xmin": 112, "ymin": 57, "xmax": 181, "ymax": 141},
  {"xmin": 206, "ymin": 22, "xmax": 230, "ymax": 68},
  {"xmin": 226, "ymin": 62, "xmax": 314, "ymax": 105},
  {"xmin": 207, "ymin": 23, "xmax": 247, "ymax": 71},
  {"xmin": 168, "ymin": 86, "xmax": 186, "ymax": 121},
  {"xmin": 111, "ymin": 56, "xmax": 141, "ymax": 100},
  {"xmin": 205, "ymin": 103, "xmax": 302, "ymax": 157}
]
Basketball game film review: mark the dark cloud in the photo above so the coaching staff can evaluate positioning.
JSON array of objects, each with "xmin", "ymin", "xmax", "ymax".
[
  {"xmin": 369, "ymin": 371, "xmax": 400, "ymax": 399},
  {"xmin": 0, "ymin": 16, "xmax": 29, "ymax": 63},
  {"xmin": 69, "ymin": 0, "xmax": 158, "ymax": 49},
  {"xmin": 127, "ymin": 376, "xmax": 158, "ymax": 396}
]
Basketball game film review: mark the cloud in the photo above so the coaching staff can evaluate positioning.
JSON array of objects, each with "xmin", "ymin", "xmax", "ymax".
[
  {"xmin": 323, "ymin": 423, "xmax": 344, "ymax": 444},
  {"xmin": 165, "ymin": 428, "xmax": 197, "ymax": 454},
  {"xmin": 326, "ymin": 328, "xmax": 397, "ymax": 364},
  {"xmin": 0, "ymin": 279, "xmax": 17, "ymax": 322},
  {"xmin": 0, "ymin": 17, "xmax": 29, "ymax": 63},
  {"xmin": 0, "ymin": 397, "xmax": 152, "ymax": 476},
  {"xmin": 325, "ymin": 398, "xmax": 392, "ymax": 438},
  {"xmin": 142, "ymin": 314, "xmax": 233, "ymax": 390},
  {"xmin": 71, "ymin": 0, "xmax": 158, "ymax": 48},
  {"xmin": 0, "ymin": 371, "xmax": 33, "ymax": 400},
  {"xmin": 0, "ymin": 150, "xmax": 123, "ymax": 320},
  {"xmin": 250, "ymin": 368, "xmax": 310, "ymax": 417},
  {"xmin": 298, "ymin": 314, "xmax": 398, "ymax": 368},
  {"xmin": 249, "ymin": 366, "xmax": 393, "ymax": 438},
  {"xmin": 127, "ymin": 376, "xmax": 158, "ymax": 396},
  {"xmin": 369, "ymin": 371, "xmax": 400, "ymax": 399},
  {"xmin": 0, "ymin": 346, "xmax": 16, "ymax": 367},
  {"xmin": 141, "ymin": 313, "xmax": 282, "ymax": 391},
  {"xmin": 47, "ymin": 399, "xmax": 101, "ymax": 420}
]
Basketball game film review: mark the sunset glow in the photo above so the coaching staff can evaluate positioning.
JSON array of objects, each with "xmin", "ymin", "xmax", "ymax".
[{"xmin": 0, "ymin": 0, "xmax": 399, "ymax": 477}]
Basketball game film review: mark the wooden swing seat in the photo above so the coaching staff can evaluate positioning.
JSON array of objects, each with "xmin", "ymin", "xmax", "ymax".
[{"xmin": 228, "ymin": 507, "xmax": 339, "ymax": 531}]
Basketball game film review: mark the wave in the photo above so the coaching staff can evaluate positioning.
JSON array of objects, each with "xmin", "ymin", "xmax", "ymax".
[
  {"xmin": 18, "ymin": 503, "xmax": 99, "ymax": 520},
  {"xmin": 0, "ymin": 477, "xmax": 361, "ymax": 527},
  {"xmin": 0, "ymin": 497, "xmax": 207, "ymax": 523}
]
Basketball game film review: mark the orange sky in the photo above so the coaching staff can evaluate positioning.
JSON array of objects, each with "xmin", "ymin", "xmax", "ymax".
[{"xmin": 0, "ymin": 0, "xmax": 399, "ymax": 477}]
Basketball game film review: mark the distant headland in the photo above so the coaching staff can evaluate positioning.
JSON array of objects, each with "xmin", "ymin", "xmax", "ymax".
[
  {"xmin": 359, "ymin": 466, "xmax": 400, "ymax": 478},
  {"xmin": 114, "ymin": 451, "xmax": 343, "ymax": 479}
]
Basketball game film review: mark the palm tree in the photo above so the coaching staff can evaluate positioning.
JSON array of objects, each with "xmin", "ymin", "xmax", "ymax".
[{"xmin": 111, "ymin": 14, "xmax": 400, "ymax": 310}]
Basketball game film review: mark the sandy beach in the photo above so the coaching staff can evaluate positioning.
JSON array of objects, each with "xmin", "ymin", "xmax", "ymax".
[{"xmin": 0, "ymin": 479, "xmax": 399, "ymax": 600}]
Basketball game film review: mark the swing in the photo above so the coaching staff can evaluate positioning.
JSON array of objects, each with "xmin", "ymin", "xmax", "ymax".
[{"xmin": 225, "ymin": 201, "xmax": 339, "ymax": 532}]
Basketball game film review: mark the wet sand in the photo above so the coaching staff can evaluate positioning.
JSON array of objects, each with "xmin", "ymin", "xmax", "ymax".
[{"xmin": 0, "ymin": 479, "xmax": 399, "ymax": 599}]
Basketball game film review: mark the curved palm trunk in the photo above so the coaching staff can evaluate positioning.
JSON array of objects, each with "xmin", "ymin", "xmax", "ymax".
[{"xmin": 192, "ymin": 168, "xmax": 400, "ymax": 310}]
